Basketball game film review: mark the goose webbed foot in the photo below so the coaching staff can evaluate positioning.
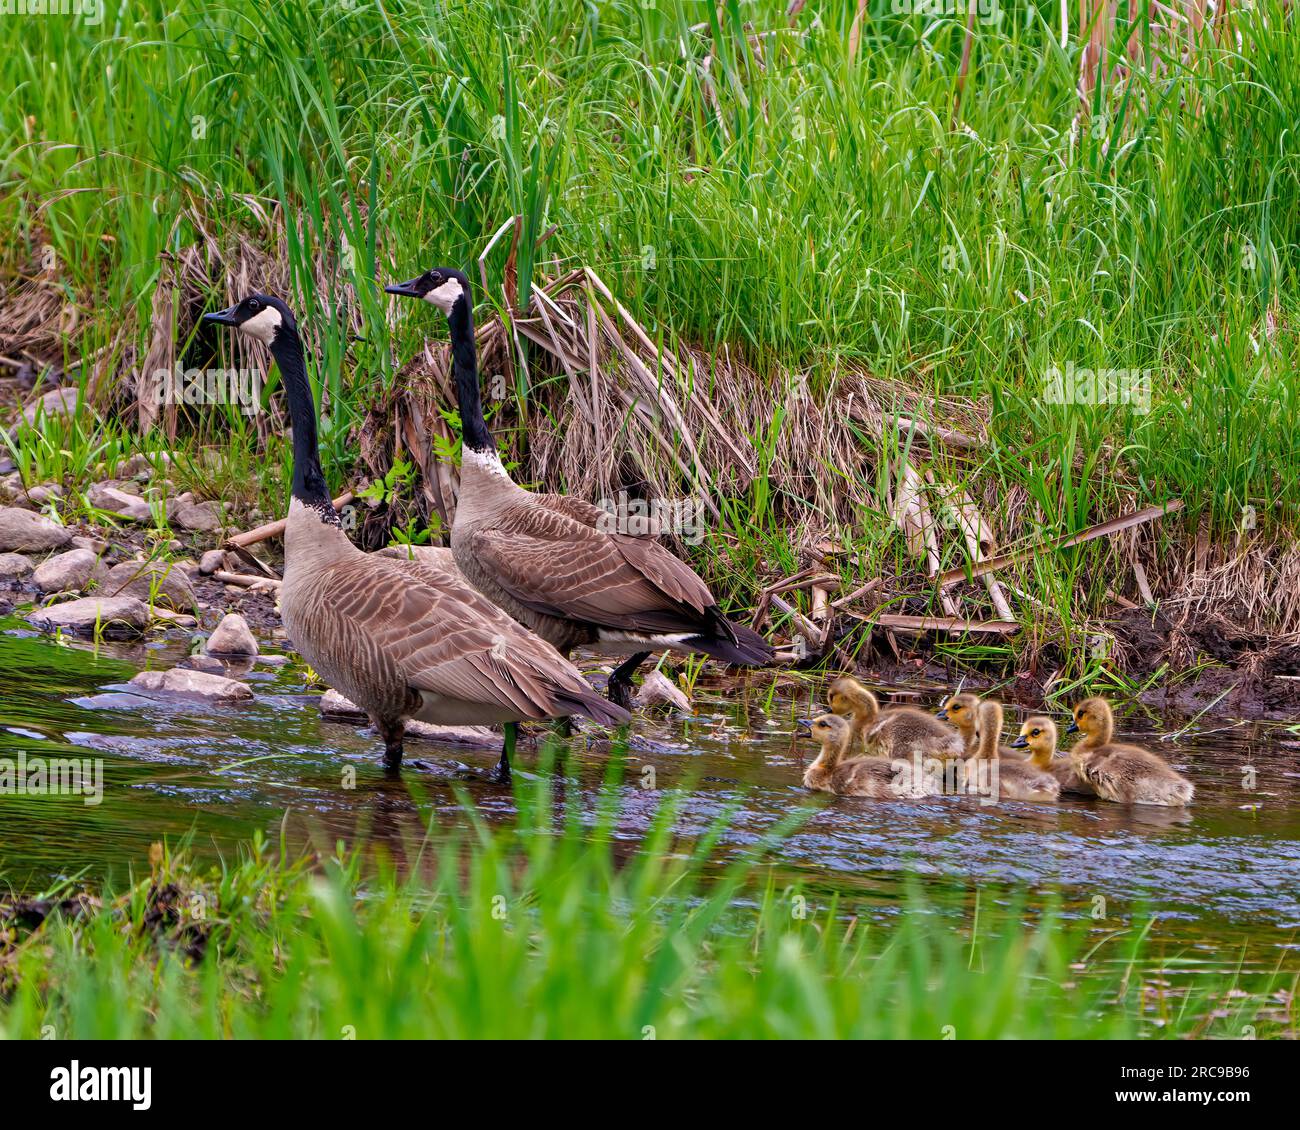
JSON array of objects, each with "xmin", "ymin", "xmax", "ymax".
[{"xmin": 607, "ymin": 651, "xmax": 651, "ymax": 711}]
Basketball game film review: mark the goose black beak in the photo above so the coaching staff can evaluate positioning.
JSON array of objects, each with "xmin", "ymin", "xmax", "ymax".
[
  {"xmin": 1009, "ymin": 735, "xmax": 1028, "ymax": 749},
  {"xmin": 202, "ymin": 305, "xmax": 240, "ymax": 327},
  {"xmin": 1065, "ymin": 720, "xmax": 1079, "ymax": 734},
  {"xmin": 384, "ymin": 277, "xmax": 423, "ymax": 299}
]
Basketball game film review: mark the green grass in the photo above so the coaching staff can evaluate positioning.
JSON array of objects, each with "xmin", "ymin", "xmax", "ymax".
[
  {"xmin": 3, "ymin": 3, "xmax": 1298, "ymax": 675},
  {"xmin": 2, "ymin": 766, "xmax": 1290, "ymax": 1039}
]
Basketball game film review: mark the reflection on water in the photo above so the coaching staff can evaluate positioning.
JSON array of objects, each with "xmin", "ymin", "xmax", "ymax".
[{"xmin": 3, "ymin": 620, "xmax": 1300, "ymax": 968}]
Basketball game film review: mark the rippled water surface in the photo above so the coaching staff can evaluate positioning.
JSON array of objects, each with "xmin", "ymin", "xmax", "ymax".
[{"xmin": 4, "ymin": 619, "xmax": 1299, "ymax": 973}]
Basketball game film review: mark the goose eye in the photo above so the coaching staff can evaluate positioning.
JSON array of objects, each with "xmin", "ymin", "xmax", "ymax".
[
  {"xmin": 1031, "ymin": 728, "xmax": 1040, "ymax": 737},
  {"xmin": 248, "ymin": 298, "xmax": 260, "ymax": 311}
]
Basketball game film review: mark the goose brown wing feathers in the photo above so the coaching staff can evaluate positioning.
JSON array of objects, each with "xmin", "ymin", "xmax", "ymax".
[
  {"xmin": 468, "ymin": 502, "xmax": 717, "ymax": 634},
  {"xmin": 319, "ymin": 555, "xmax": 618, "ymax": 721}
]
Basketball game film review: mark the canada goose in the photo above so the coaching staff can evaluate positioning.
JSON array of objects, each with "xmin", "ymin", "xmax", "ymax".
[
  {"xmin": 202, "ymin": 293, "xmax": 629, "ymax": 780},
  {"xmin": 969, "ymin": 700, "xmax": 1059, "ymax": 803},
  {"xmin": 1066, "ymin": 697, "xmax": 1194, "ymax": 807},
  {"xmin": 384, "ymin": 267, "xmax": 773, "ymax": 707},
  {"xmin": 800, "ymin": 714, "xmax": 924, "ymax": 798},
  {"xmin": 827, "ymin": 675, "xmax": 963, "ymax": 759},
  {"xmin": 1008, "ymin": 715, "xmax": 1095, "ymax": 796}
]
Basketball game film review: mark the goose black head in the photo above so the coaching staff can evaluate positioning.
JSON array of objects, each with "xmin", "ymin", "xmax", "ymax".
[
  {"xmin": 385, "ymin": 267, "xmax": 470, "ymax": 314},
  {"xmin": 202, "ymin": 294, "xmax": 297, "ymax": 347}
]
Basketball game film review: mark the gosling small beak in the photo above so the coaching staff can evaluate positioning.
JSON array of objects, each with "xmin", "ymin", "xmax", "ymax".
[
  {"xmin": 796, "ymin": 717, "xmax": 814, "ymax": 732},
  {"xmin": 1009, "ymin": 735, "xmax": 1028, "ymax": 749},
  {"xmin": 1065, "ymin": 721, "xmax": 1079, "ymax": 734},
  {"xmin": 384, "ymin": 277, "xmax": 423, "ymax": 298},
  {"xmin": 936, "ymin": 707, "xmax": 949, "ymax": 721},
  {"xmin": 202, "ymin": 305, "xmax": 240, "ymax": 327}
]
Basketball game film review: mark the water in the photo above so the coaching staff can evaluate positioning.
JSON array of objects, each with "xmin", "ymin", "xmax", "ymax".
[{"xmin": 4, "ymin": 618, "xmax": 1300, "ymax": 972}]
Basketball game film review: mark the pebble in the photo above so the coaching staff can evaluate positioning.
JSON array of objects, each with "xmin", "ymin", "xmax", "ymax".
[
  {"xmin": 128, "ymin": 667, "xmax": 253, "ymax": 702},
  {"xmin": 26, "ymin": 595, "xmax": 149, "ymax": 637},
  {"xmin": 0, "ymin": 507, "xmax": 73, "ymax": 553},
  {"xmin": 205, "ymin": 612, "xmax": 258, "ymax": 657}
]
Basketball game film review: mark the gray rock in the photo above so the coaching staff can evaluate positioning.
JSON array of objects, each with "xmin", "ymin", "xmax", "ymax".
[
  {"xmin": 115, "ymin": 452, "xmax": 169, "ymax": 479},
  {"xmin": 376, "ymin": 544, "xmax": 460, "ymax": 576},
  {"xmin": 0, "ymin": 507, "xmax": 73, "ymax": 552},
  {"xmin": 27, "ymin": 595, "xmax": 149, "ymax": 636},
  {"xmin": 70, "ymin": 534, "xmax": 110, "ymax": 555},
  {"xmin": 86, "ymin": 483, "xmax": 153, "ymax": 523},
  {"xmin": 255, "ymin": 654, "xmax": 289, "ymax": 668},
  {"xmin": 26, "ymin": 483, "xmax": 63, "ymax": 506},
  {"xmin": 181, "ymin": 654, "xmax": 227, "ymax": 675},
  {"xmin": 198, "ymin": 549, "xmax": 226, "ymax": 575},
  {"xmin": 205, "ymin": 612, "xmax": 258, "ymax": 657},
  {"xmin": 168, "ymin": 496, "xmax": 224, "ymax": 533},
  {"xmin": 128, "ymin": 667, "xmax": 253, "ymax": 702},
  {"xmin": 100, "ymin": 560, "xmax": 198, "ymax": 611},
  {"xmin": 19, "ymin": 386, "xmax": 89, "ymax": 427},
  {"xmin": 31, "ymin": 548, "xmax": 110, "ymax": 594},
  {"xmin": 0, "ymin": 552, "xmax": 33, "ymax": 581},
  {"xmin": 151, "ymin": 607, "xmax": 198, "ymax": 629},
  {"xmin": 635, "ymin": 669, "xmax": 691, "ymax": 713}
]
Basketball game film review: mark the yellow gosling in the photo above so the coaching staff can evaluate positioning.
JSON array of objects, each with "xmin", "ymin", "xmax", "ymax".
[
  {"xmin": 801, "ymin": 714, "xmax": 927, "ymax": 799},
  {"xmin": 828, "ymin": 676, "xmax": 963, "ymax": 760},
  {"xmin": 1067, "ymin": 697, "xmax": 1194, "ymax": 807},
  {"xmin": 969, "ymin": 700, "xmax": 1059, "ymax": 804},
  {"xmin": 936, "ymin": 692, "xmax": 982, "ymax": 756},
  {"xmin": 1009, "ymin": 715, "xmax": 1095, "ymax": 797}
]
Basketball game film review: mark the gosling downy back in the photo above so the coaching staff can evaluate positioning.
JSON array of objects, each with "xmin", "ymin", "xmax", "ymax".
[
  {"xmin": 828, "ymin": 676, "xmax": 962, "ymax": 760},
  {"xmin": 973, "ymin": 701, "xmax": 1059, "ymax": 803},
  {"xmin": 1067, "ymin": 697, "xmax": 1193, "ymax": 807}
]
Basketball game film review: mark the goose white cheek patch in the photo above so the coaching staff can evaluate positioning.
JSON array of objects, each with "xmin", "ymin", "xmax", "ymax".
[
  {"xmin": 424, "ymin": 278, "xmax": 464, "ymax": 311},
  {"xmin": 237, "ymin": 305, "xmax": 283, "ymax": 345}
]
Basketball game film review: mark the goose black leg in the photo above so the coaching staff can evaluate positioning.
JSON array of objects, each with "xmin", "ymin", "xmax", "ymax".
[
  {"xmin": 488, "ymin": 722, "xmax": 516, "ymax": 786},
  {"xmin": 378, "ymin": 719, "xmax": 404, "ymax": 773},
  {"xmin": 607, "ymin": 651, "xmax": 650, "ymax": 710},
  {"xmin": 553, "ymin": 717, "xmax": 574, "ymax": 738}
]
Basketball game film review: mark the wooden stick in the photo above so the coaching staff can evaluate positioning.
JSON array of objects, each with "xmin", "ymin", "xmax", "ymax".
[
  {"xmin": 214, "ymin": 571, "xmax": 281, "ymax": 590},
  {"xmin": 1133, "ymin": 561, "xmax": 1155, "ymax": 605},
  {"xmin": 225, "ymin": 492, "xmax": 353, "ymax": 549},
  {"xmin": 936, "ymin": 500, "xmax": 1184, "ymax": 588},
  {"xmin": 830, "ymin": 577, "xmax": 882, "ymax": 609},
  {"xmin": 842, "ymin": 612, "xmax": 1020, "ymax": 636}
]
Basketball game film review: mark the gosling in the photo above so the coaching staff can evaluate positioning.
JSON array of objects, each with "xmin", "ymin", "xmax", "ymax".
[
  {"xmin": 937, "ymin": 691, "xmax": 1028, "ymax": 759},
  {"xmin": 967, "ymin": 700, "xmax": 1059, "ymax": 803},
  {"xmin": 1067, "ymin": 697, "xmax": 1194, "ymax": 807},
  {"xmin": 802, "ymin": 714, "xmax": 927, "ymax": 799},
  {"xmin": 828, "ymin": 676, "xmax": 963, "ymax": 760},
  {"xmin": 1008, "ymin": 715, "xmax": 1095, "ymax": 796}
]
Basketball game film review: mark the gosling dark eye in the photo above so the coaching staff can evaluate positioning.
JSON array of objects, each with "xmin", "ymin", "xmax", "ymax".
[{"xmin": 1031, "ymin": 729, "xmax": 1041, "ymax": 737}]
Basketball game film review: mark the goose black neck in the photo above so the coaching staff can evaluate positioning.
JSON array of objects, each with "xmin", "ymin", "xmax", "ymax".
[
  {"xmin": 449, "ymin": 296, "xmax": 492, "ymax": 453},
  {"xmin": 268, "ymin": 324, "xmax": 335, "ymax": 517}
]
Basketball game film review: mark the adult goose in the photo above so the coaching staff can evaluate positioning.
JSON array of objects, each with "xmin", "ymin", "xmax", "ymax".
[
  {"xmin": 202, "ymin": 293, "xmax": 629, "ymax": 781},
  {"xmin": 385, "ymin": 267, "xmax": 774, "ymax": 707}
]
